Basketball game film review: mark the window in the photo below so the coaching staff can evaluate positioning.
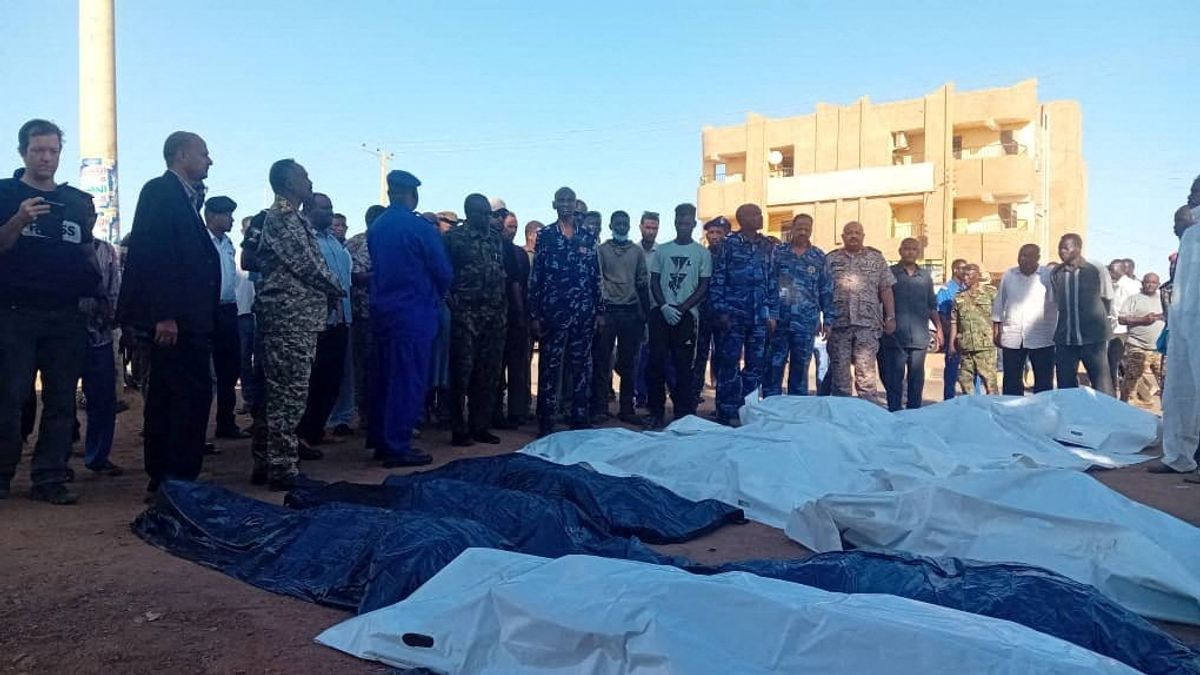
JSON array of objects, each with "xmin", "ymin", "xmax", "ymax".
[
  {"xmin": 714, "ymin": 163, "xmax": 726, "ymax": 183},
  {"xmin": 998, "ymin": 202, "xmax": 1015, "ymax": 228},
  {"xmin": 1000, "ymin": 130, "xmax": 1018, "ymax": 155},
  {"xmin": 952, "ymin": 135, "xmax": 963, "ymax": 160}
]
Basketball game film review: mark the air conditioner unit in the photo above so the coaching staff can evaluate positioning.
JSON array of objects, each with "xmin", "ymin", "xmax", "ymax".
[{"xmin": 893, "ymin": 131, "xmax": 909, "ymax": 150}]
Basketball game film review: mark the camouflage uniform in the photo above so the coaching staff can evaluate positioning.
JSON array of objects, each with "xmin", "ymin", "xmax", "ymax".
[
  {"xmin": 708, "ymin": 232, "xmax": 778, "ymax": 420},
  {"xmin": 765, "ymin": 243, "xmax": 834, "ymax": 397},
  {"xmin": 826, "ymin": 247, "xmax": 894, "ymax": 400},
  {"xmin": 528, "ymin": 222, "xmax": 602, "ymax": 428},
  {"xmin": 254, "ymin": 196, "xmax": 344, "ymax": 481},
  {"xmin": 346, "ymin": 232, "xmax": 372, "ymax": 429},
  {"xmin": 444, "ymin": 222, "xmax": 508, "ymax": 435},
  {"xmin": 951, "ymin": 285, "xmax": 999, "ymax": 393}
]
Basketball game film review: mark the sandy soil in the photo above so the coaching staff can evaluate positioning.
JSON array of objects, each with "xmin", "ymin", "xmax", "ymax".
[{"xmin": 1, "ymin": 357, "xmax": 1196, "ymax": 673}]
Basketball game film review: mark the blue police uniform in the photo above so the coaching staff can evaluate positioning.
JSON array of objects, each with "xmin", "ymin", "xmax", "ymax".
[
  {"xmin": 764, "ymin": 243, "xmax": 835, "ymax": 397},
  {"xmin": 368, "ymin": 186, "xmax": 452, "ymax": 460},
  {"xmin": 529, "ymin": 221, "xmax": 603, "ymax": 429},
  {"xmin": 708, "ymin": 231, "xmax": 778, "ymax": 420}
]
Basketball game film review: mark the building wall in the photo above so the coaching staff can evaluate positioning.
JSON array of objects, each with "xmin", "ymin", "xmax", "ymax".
[{"xmin": 698, "ymin": 79, "xmax": 1084, "ymax": 282}]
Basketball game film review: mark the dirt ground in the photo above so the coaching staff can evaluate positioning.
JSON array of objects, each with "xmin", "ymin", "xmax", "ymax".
[{"xmin": 1, "ymin": 357, "xmax": 1197, "ymax": 673}]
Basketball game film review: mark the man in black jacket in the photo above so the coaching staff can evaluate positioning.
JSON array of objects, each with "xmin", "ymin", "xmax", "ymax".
[
  {"xmin": 117, "ymin": 131, "xmax": 220, "ymax": 499},
  {"xmin": 0, "ymin": 119, "xmax": 101, "ymax": 504}
]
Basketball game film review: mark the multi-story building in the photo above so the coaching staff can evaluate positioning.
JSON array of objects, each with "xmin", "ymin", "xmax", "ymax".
[{"xmin": 697, "ymin": 79, "xmax": 1085, "ymax": 279}]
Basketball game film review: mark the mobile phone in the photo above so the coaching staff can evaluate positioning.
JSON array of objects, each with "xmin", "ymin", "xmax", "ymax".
[{"xmin": 42, "ymin": 199, "xmax": 66, "ymax": 216}]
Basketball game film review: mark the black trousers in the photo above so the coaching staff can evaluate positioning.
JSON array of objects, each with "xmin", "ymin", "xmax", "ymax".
[
  {"xmin": 1055, "ymin": 341, "xmax": 1112, "ymax": 396},
  {"xmin": 499, "ymin": 316, "xmax": 531, "ymax": 422},
  {"xmin": 144, "ymin": 331, "xmax": 213, "ymax": 486},
  {"xmin": 211, "ymin": 304, "xmax": 241, "ymax": 432},
  {"xmin": 1001, "ymin": 345, "xmax": 1055, "ymax": 395},
  {"xmin": 0, "ymin": 306, "xmax": 87, "ymax": 488},
  {"xmin": 647, "ymin": 311, "xmax": 696, "ymax": 418},
  {"xmin": 880, "ymin": 345, "xmax": 927, "ymax": 412},
  {"xmin": 1107, "ymin": 336, "xmax": 1125, "ymax": 396},
  {"xmin": 297, "ymin": 324, "xmax": 349, "ymax": 444},
  {"xmin": 591, "ymin": 304, "xmax": 644, "ymax": 416}
]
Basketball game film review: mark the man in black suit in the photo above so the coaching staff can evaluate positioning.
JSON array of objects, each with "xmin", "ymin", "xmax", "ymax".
[{"xmin": 117, "ymin": 131, "xmax": 220, "ymax": 499}]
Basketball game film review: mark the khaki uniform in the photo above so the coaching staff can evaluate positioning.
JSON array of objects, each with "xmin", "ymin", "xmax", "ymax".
[
  {"xmin": 825, "ymin": 247, "xmax": 894, "ymax": 400},
  {"xmin": 1121, "ymin": 346, "xmax": 1163, "ymax": 405},
  {"xmin": 951, "ymin": 285, "xmax": 998, "ymax": 393}
]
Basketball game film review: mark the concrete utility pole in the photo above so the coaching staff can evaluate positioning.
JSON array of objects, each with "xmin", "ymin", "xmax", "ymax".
[
  {"xmin": 79, "ymin": 0, "xmax": 120, "ymax": 243},
  {"xmin": 361, "ymin": 145, "xmax": 393, "ymax": 205}
]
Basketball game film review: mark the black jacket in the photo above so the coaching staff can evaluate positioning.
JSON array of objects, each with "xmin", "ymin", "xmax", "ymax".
[{"xmin": 117, "ymin": 171, "xmax": 220, "ymax": 334}]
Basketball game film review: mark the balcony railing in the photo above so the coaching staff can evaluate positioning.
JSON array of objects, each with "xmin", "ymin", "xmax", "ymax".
[
  {"xmin": 768, "ymin": 166, "xmax": 794, "ymax": 178},
  {"xmin": 952, "ymin": 217, "xmax": 1029, "ymax": 233},
  {"xmin": 954, "ymin": 142, "xmax": 1027, "ymax": 160},
  {"xmin": 700, "ymin": 173, "xmax": 744, "ymax": 186}
]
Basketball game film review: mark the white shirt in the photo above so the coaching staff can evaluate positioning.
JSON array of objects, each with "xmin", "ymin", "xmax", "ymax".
[
  {"xmin": 208, "ymin": 229, "xmax": 238, "ymax": 304},
  {"xmin": 234, "ymin": 268, "xmax": 255, "ymax": 316},
  {"xmin": 991, "ymin": 265, "xmax": 1057, "ymax": 350},
  {"xmin": 1161, "ymin": 222, "xmax": 1199, "ymax": 472},
  {"xmin": 1110, "ymin": 275, "xmax": 1140, "ymax": 335}
]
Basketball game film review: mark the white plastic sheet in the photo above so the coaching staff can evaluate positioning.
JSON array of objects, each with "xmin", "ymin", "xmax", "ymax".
[
  {"xmin": 786, "ymin": 469, "xmax": 1200, "ymax": 625},
  {"xmin": 522, "ymin": 391, "xmax": 1197, "ymax": 624},
  {"xmin": 316, "ymin": 549, "xmax": 1136, "ymax": 675},
  {"xmin": 743, "ymin": 388, "xmax": 1157, "ymax": 469}
]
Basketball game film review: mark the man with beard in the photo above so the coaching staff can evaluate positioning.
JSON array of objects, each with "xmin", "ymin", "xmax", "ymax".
[{"xmin": 824, "ymin": 221, "xmax": 895, "ymax": 401}]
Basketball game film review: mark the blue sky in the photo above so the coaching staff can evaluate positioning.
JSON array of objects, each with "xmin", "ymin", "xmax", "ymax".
[{"xmin": 1, "ymin": 0, "xmax": 1196, "ymax": 276}]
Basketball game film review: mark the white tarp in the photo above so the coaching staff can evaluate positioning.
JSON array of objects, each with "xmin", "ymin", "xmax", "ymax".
[
  {"xmin": 316, "ymin": 549, "xmax": 1136, "ymax": 675},
  {"xmin": 524, "ymin": 391, "xmax": 1156, "ymax": 530},
  {"xmin": 521, "ymin": 392, "xmax": 1198, "ymax": 624},
  {"xmin": 786, "ymin": 469, "xmax": 1200, "ymax": 625},
  {"xmin": 742, "ymin": 388, "xmax": 1157, "ymax": 469}
]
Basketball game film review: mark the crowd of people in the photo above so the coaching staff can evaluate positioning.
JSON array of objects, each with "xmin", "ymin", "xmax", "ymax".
[{"xmin": 1, "ymin": 118, "xmax": 1197, "ymax": 505}]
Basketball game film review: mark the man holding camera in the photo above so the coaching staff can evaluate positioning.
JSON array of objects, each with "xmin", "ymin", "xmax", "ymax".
[{"xmin": 0, "ymin": 119, "xmax": 102, "ymax": 504}]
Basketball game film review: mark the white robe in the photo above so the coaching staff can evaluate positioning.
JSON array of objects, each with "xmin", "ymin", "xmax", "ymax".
[{"xmin": 1162, "ymin": 222, "xmax": 1199, "ymax": 472}]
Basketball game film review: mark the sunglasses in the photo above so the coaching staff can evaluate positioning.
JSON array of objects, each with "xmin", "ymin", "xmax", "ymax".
[
  {"xmin": 491, "ymin": 209, "xmax": 510, "ymax": 219},
  {"xmin": 438, "ymin": 217, "xmax": 457, "ymax": 225}
]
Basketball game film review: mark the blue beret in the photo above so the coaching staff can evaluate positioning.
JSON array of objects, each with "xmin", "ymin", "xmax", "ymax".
[{"xmin": 386, "ymin": 170, "xmax": 421, "ymax": 189}]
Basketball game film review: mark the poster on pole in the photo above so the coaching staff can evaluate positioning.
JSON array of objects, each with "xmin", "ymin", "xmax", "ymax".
[{"xmin": 80, "ymin": 157, "xmax": 119, "ymax": 243}]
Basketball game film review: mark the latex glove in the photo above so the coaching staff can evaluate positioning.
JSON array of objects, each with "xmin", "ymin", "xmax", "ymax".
[{"xmin": 661, "ymin": 304, "xmax": 683, "ymax": 326}]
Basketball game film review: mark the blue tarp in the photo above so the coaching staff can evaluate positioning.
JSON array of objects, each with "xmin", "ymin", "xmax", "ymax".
[
  {"xmin": 133, "ymin": 455, "xmax": 1199, "ymax": 675},
  {"xmin": 380, "ymin": 454, "xmax": 746, "ymax": 544},
  {"xmin": 286, "ymin": 478, "xmax": 689, "ymax": 572},
  {"xmin": 133, "ymin": 480, "xmax": 509, "ymax": 611},
  {"xmin": 717, "ymin": 552, "xmax": 1200, "ymax": 675}
]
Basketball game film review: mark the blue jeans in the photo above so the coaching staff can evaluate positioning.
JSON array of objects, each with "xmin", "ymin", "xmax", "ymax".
[
  {"xmin": 328, "ymin": 333, "xmax": 356, "ymax": 426},
  {"xmin": 238, "ymin": 314, "xmax": 258, "ymax": 409},
  {"xmin": 82, "ymin": 341, "xmax": 117, "ymax": 468}
]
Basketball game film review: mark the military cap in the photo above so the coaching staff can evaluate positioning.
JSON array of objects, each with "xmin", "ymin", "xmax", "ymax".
[
  {"xmin": 386, "ymin": 170, "xmax": 421, "ymax": 189},
  {"xmin": 205, "ymin": 195, "xmax": 237, "ymax": 214}
]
